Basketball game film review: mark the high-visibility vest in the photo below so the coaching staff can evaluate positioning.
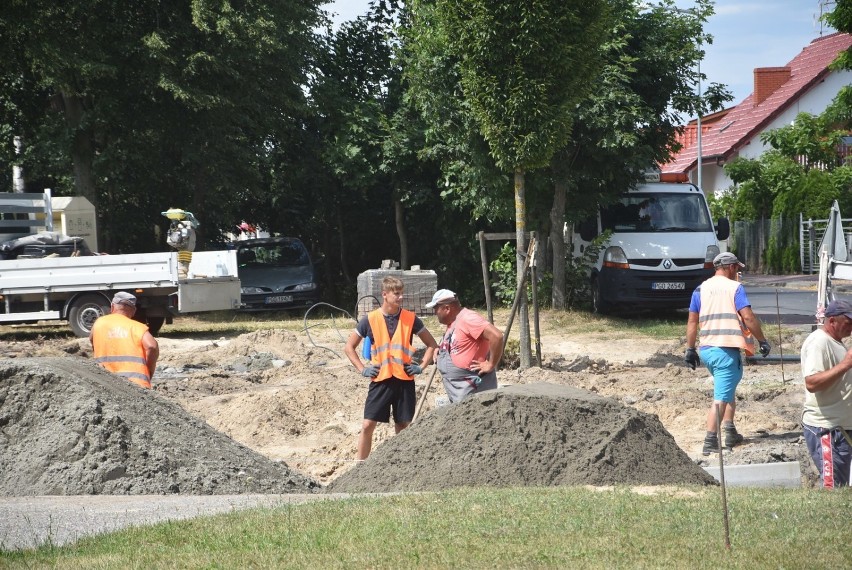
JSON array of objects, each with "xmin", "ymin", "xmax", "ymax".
[
  {"xmin": 368, "ymin": 309, "xmax": 415, "ymax": 382},
  {"xmin": 92, "ymin": 314, "xmax": 152, "ymax": 388},
  {"xmin": 698, "ymin": 275, "xmax": 756, "ymax": 355}
]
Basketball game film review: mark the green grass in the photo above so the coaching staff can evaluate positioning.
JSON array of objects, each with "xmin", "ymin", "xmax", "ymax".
[{"xmin": 3, "ymin": 487, "xmax": 849, "ymax": 569}]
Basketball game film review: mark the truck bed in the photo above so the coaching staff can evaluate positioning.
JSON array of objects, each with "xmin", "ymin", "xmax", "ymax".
[{"xmin": 0, "ymin": 250, "xmax": 237, "ymax": 293}]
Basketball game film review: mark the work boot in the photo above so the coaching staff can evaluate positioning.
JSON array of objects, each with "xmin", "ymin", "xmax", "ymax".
[
  {"xmin": 723, "ymin": 423, "xmax": 744, "ymax": 449},
  {"xmin": 702, "ymin": 432, "xmax": 719, "ymax": 456}
]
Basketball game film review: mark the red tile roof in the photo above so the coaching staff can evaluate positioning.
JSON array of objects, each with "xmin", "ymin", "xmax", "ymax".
[{"xmin": 662, "ymin": 32, "xmax": 852, "ymax": 174}]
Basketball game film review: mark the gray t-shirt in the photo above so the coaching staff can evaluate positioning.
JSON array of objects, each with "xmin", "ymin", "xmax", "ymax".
[{"xmin": 800, "ymin": 328, "xmax": 852, "ymax": 428}]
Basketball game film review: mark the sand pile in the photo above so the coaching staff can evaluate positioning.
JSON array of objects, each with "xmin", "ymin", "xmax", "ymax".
[
  {"xmin": 328, "ymin": 383, "xmax": 716, "ymax": 493},
  {"xmin": 0, "ymin": 358, "xmax": 319, "ymax": 495}
]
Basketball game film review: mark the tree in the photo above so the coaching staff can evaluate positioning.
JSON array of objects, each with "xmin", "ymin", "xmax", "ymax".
[
  {"xmin": 0, "ymin": 0, "xmax": 323, "ymax": 251},
  {"xmin": 410, "ymin": 0, "xmax": 609, "ymax": 367},
  {"xmin": 548, "ymin": 0, "xmax": 731, "ymax": 308}
]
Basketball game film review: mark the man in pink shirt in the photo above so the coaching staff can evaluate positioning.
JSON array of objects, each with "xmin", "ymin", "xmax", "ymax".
[{"xmin": 426, "ymin": 289, "xmax": 504, "ymax": 403}]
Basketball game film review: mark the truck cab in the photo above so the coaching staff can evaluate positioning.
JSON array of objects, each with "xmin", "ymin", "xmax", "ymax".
[{"xmin": 573, "ymin": 182, "xmax": 729, "ymax": 313}]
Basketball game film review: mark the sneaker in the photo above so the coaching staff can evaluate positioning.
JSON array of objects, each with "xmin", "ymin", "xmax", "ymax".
[
  {"xmin": 723, "ymin": 425, "xmax": 744, "ymax": 448},
  {"xmin": 702, "ymin": 433, "xmax": 719, "ymax": 456}
]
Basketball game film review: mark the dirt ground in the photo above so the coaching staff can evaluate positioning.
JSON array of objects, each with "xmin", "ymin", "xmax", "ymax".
[{"xmin": 0, "ymin": 310, "xmax": 819, "ymax": 493}]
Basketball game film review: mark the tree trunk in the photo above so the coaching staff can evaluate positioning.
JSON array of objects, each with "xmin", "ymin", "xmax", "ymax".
[
  {"xmin": 514, "ymin": 167, "xmax": 532, "ymax": 369},
  {"xmin": 394, "ymin": 194, "xmax": 409, "ymax": 269},
  {"xmin": 549, "ymin": 177, "xmax": 568, "ymax": 309},
  {"xmin": 336, "ymin": 203, "xmax": 352, "ymax": 283},
  {"xmin": 60, "ymin": 92, "xmax": 97, "ymax": 208}
]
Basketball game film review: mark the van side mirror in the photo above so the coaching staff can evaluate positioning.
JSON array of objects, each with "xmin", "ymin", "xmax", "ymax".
[
  {"xmin": 578, "ymin": 218, "xmax": 598, "ymax": 242},
  {"xmin": 715, "ymin": 217, "xmax": 730, "ymax": 241}
]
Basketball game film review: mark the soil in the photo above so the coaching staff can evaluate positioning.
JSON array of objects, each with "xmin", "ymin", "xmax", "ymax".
[{"xmin": 0, "ymin": 314, "xmax": 819, "ymax": 495}]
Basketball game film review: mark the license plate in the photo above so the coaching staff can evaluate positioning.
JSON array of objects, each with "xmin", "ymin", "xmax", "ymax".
[
  {"xmin": 651, "ymin": 282, "xmax": 685, "ymax": 290},
  {"xmin": 265, "ymin": 295, "xmax": 293, "ymax": 304}
]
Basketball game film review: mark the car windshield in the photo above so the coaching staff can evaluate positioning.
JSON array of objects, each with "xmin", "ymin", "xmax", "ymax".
[
  {"xmin": 238, "ymin": 241, "xmax": 309, "ymax": 267},
  {"xmin": 600, "ymin": 193, "xmax": 713, "ymax": 233}
]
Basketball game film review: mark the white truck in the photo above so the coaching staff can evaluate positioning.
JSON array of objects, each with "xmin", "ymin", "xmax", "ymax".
[
  {"xmin": 0, "ymin": 249, "xmax": 241, "ymax": 337},
  {"xmin": 572, "ymin": 181, "xmax": 730, "ymax": 313},
  {"xmin": 0, "ymin": 191, "xmax": 241, "ymax": 337}
]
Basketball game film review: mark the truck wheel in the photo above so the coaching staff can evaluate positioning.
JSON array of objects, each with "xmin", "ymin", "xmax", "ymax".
[
  {"xmin": 146, "ymin": 317, "xmax": 165, "ymax": 336},
  {"xmin": 591, "ymin": 278, "xmax": 610, "ymax": 315},
  {"xmin": 132, "ymin": 307, "xmax": 165, "ymax": 336},
  {"xmin": 68, "ymin": 294, "xmax": 111, "ymax": 337}
]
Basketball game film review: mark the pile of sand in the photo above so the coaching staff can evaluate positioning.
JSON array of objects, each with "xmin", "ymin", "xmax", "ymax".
[
  {"xmin": 328, "ymin": 383, "xmax": 716, "ymax": 493},
  {"xmin": 0, "ymin": 358, "xmax": 319, "ymax": 495}
]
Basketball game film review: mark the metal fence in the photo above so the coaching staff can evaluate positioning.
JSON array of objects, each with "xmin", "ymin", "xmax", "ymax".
[{"xmin": 729, "ymin": 214, "xmax": 852, "ymax": 274}]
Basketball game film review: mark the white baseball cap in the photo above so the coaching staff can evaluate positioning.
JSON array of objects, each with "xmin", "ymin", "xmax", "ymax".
[{"xmin": 425, "ymin": 289, "xmax": 457, "ymax": 308}]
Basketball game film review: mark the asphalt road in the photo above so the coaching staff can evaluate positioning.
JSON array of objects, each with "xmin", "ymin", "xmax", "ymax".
[
  {"xmin": 748, "ymin": 287, "xmax": 818, "ymax": 325},
  {"xmin": 0, "ymin": 494, "xmax": 349, "ymax": 552}
]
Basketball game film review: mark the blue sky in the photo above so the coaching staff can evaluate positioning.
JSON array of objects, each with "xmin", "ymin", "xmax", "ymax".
[{"xmin": 323, "ymin": 0, "xmax": 838, "ymax": 107}]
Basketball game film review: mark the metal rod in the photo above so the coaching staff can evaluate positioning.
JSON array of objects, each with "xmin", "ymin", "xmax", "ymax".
[
  {"xmin": 775, "ymin": 288, "xmax": 785, "ymax": 384},
  {"xmin": 715, "ymin": 403, "xmax": 732, "ymax": 550}
]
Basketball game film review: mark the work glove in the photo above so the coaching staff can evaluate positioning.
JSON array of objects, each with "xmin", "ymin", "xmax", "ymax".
[
  {"xmin": 404, "ymin": 363, "xmax": 422, "ymax": 376},
  {"xmin": 759, "ymin": 340, "xmax": 771, "ymax": 358},
  {"xmin": 361, "ymin": 364, "xmax": 380, "ymax": 378},
  {"xmin": 684, "ymin": 348, "xmax": 700, "ymax": 370}
]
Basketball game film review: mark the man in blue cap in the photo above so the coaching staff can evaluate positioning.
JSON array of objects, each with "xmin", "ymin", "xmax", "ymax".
[
  {"xmin": 800, "ymin": 298, "xmax": 852, "ymax": 488},
  {"xmin": 684, "ymin": 252, "xmax": 771, "ymax": 455}
]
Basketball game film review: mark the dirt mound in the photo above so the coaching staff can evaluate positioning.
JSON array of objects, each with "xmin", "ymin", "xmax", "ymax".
[
  {"xmin": 328, "ymin": 383, "xmax": 716, "ymax": 493},
  {"xmin": 0, "ymin": 358, "xmax": 320, "ymax": 495}
]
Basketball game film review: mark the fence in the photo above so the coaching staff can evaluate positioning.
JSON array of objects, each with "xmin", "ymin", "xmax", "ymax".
[{"xmin": 729, "ymin": 214, "xmax": 852, "ymax": 274}]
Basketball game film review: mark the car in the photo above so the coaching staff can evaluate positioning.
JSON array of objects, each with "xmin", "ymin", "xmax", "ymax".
[{"xmin": 234, "ymin": 237, "xmax": 322, "ymax": 311}]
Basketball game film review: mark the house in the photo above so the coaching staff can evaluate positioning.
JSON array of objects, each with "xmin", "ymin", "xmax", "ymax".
[{"xmin": 662, "ymin": 32, "xmax": 852, "ymax": 196}]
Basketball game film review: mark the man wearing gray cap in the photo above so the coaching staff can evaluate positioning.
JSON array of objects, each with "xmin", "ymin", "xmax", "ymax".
[
  {"xmin": 684, "ymin": 252, "xmax": 770, "ymax": 455},
  {"xmin": 90, "ymin": 291, "xmax": 159, "ymax": 389},
  {"xmin": 800, "ymin": 299, "xmax": 852, "ymax": 488},
  {"xmin": 426, "ymin": 289, "xmax": 504, "ymax": 403}
]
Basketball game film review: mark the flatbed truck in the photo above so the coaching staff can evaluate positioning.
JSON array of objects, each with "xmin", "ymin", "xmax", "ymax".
[{"xmin": 0, "ymin": 250, "xmax": 241, "ymax": 337}]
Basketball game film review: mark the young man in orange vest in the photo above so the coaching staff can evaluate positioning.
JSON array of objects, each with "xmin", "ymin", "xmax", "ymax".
[
  {"xmin": 684, "ymin": 252, "xmax": 770, "ymax": 455},
  {"xmin": 90, "ymin": 291, "xmax": 160, "ymax": 389},
  {"xmin": 344, "ymin": 277, "xmax": 438, "ymax": 460}
]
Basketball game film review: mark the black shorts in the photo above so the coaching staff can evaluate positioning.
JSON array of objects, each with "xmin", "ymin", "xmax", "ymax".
[{"xmin": 363, "ymin": 377, "xmax": 416, "ymax": 424}]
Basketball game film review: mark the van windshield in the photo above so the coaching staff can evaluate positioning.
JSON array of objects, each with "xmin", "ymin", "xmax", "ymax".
[
  {"xmin": 237, "ymin": 241, "xmax": 310, "ymax": 268},
  {"xmin": 600, "ymin": 193, "xmax": 713, "ymax": 233}
]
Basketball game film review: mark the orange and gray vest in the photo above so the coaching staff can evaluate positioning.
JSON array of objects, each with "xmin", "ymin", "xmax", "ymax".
[
  {"xmin": 92, "ymin": 314, "xmax": 152, "ymax": 388},
  {"xmin": 698, "ymin": 275, "xmax": 756, "ymax": 356},
  {"xmin": 368, "ymin": 308, "xmax": 416, "ymax": 382}
]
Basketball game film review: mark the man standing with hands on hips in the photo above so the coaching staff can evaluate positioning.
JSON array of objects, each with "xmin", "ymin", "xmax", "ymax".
[
  {"xmin": 344, "ymin": 277, "xmax": 437, "ymax": 460},
  {"xmin": 800, "ymin": 299, "xmax": 852, "ymax": 488},
  {"xmin": 684, "ymin": 252, "xmax": 770, "ymax": 455},
  {"xmin": 427, "ymin": 289, "xmax": 504, "ymax": 403}
]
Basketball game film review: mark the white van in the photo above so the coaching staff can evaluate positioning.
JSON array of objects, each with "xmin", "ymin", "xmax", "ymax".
[{"xmin": 572, "ymin": 182, "xmax": 729, "ymax": 313}]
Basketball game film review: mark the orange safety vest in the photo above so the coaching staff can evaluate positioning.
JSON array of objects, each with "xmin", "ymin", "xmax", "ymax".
[
  {"xmin": 368, "ymin": 308, "xmax": 416, "ymax": 382},
  {"xmin": 698, "ymin": 275, "xmax": 756, "ymax": 356},
  {"xmin": 92, "ymin": 313, "xmax": 152, "ymax": 388}
]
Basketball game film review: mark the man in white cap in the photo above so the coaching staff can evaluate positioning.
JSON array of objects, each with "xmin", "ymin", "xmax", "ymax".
[
  {"xmin": 90, "ymin": 291, "xmax": 159, "ymax": 389},
  {"xmin": 800, "ymin": 298, "xmax": 852, "ymax": 488},
  {"xmin": 426, "ymin": 289, "xmax": 504, "ymax": 403},
  {"xmin": 684, "ymin": 252, "xmax": 770, "ymax": 455}
]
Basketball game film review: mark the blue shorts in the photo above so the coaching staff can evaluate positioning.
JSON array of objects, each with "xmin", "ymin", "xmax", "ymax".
[
  {"xmin": 803, "ymin": 424, "xmax": 852, "ymax": 488},
  {"xmin": 699, "ymin": 346, "xmax": 742, "ymax": 402}
]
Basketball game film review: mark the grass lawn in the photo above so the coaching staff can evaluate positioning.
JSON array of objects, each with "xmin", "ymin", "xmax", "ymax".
[{"xmin": 2, "ymin": 486, "xmax": 849, "ymax": 569}]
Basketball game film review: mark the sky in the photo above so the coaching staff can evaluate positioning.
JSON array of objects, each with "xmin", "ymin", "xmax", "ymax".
[{"xmin": 322, "ymin": 0, "xmax": 839, "ymax": 108}]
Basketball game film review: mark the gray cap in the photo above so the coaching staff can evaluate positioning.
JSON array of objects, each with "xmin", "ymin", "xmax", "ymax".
[
  {"xmin": 425, "ymin": 289, "xmax": 457, "ymax": 308},
  {"xmin": 713, "ymin": 252, "xmax": 745, "ymax": 268},
  {"xmin": 825, "ymin": 299, "xmax": 852, "ymax": 318},
  {"xmin": 112, "ymin": 291, "xmax": 137, "ymax": 307}
]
